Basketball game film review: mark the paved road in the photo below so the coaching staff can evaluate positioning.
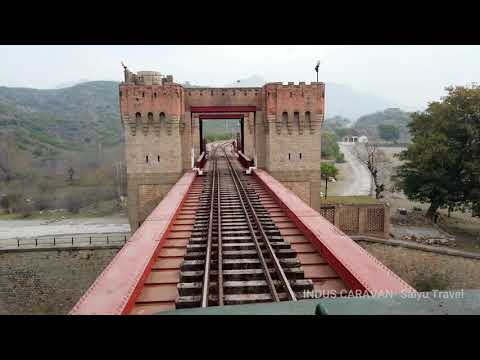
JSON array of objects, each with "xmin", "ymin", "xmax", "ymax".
[{"xmin": 336, "ymin": 143, "xmax": 372, "ymax": 196}]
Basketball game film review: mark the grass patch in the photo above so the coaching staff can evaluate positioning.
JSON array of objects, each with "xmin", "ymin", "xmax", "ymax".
[
  {"xmin": 0, "ymin": 213, "xmax": 24, "ymax": 220},
  {"xmin": 412, "ymin": 273, "xmax": 450, "ymax": 292},
  {"xmin": 320, "ymin": 196, "xmax": 381, "ymax": 205},
  {"xmin": 77, "ymin": 199, "xmax": 124, "ymax": 217}
]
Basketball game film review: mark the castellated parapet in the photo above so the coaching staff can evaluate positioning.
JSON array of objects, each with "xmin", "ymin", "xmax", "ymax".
[{"xmin": 120, "ymin": 68, "xmax": 325, "ymax": 231}]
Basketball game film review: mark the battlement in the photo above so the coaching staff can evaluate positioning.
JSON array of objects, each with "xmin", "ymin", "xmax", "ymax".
[{"xmin": 264, "ymin": 81, "xmax": 324, "ymax": 87}]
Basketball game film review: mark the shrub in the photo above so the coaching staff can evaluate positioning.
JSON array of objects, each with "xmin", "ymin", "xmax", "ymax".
[
  {"xmin": 34, "ymin": 195, "xmax": 55, "ymax": 211},
  {"xmin": 17, "ymin": 200, "xmax": 34, "ymax": 218},
  {"xmin": 335, "ymin": 152, "xmax": 345, "ymax": 163},
  {"xmin": 64, "ymin": 194, "xmax": 82, "ymax": 214},
  {"xmin": 0, "ymin": 193, "xmax": 22, "ymax": 213},
  {"xmin": 37, "ymin": 181, "xmax": 54, "ymax": 193}
]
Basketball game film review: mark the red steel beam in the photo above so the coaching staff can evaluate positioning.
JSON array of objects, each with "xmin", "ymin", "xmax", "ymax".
[
  {"xmin": 199, "ymin": 113, "xmax": 244, "ymax": 120},
  {"xmin": 69, "ymin": 171, "xmax": 197, "ymax": 315},
  {"xmin": 195, "ymin": 152, "xmax": 207, "ymax": 169},
  {"xmin": 237, "ymin": 151, "xmax": 254, "ymax": 168},
  {"xmin": 191, "ymin": 106, "xmax": 256, "ymax": 113},
  {"xmin": 253, "ymin": 169, "xmax": 416, "ymax": 295}
]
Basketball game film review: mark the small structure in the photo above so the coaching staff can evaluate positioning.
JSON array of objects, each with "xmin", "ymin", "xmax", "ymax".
[{"xmin": 343, "ymin": 136, "xmax": 359, "ymax": 143}]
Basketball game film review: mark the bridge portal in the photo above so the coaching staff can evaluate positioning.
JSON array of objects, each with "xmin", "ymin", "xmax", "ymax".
[{"xmin": 119, "ymin": 69, "xmax": 325, "ymax": 231}]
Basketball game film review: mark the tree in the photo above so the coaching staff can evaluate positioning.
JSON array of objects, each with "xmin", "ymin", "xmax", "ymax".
[
  {"xmin": 321, "ymin": 163, "xmax": 338, "ymax": 199},
  {"xmin": 396, "ymin": 85, "xmax": 480, "ymax": 220},
  {"xmin": 321, "ymin": 131, "xmax": 345, "ymax": 163},
  {"xmin": 0, "ymin": 134, "xmax": 16, "ymax": 182},
  {"xmin": 0, "ymin": 194, "xmax": 22, "ymax": 213},
  {"xmin": 67, "ymin": 167, "xmax": 75, "ymax": 185},
  {"xmin": 354, "ymin": 143, "xmax": 389, "ymax": 199},
  {"xmin": 378, "ymin": 124, "xmax": 400, "ymax": 142}
]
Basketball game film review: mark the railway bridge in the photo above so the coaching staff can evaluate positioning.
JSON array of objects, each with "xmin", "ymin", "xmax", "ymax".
[{"xmin": 69, "ymin": 68, "xmax": 415, "ymax": 315}]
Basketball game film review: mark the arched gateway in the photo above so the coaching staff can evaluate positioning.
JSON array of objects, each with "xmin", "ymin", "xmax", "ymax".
[{"xmin": 119, "ymin": 68, "xmax": 325, "ymax": 231}]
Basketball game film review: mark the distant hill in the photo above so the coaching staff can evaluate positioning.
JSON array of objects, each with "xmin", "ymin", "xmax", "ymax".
[
  {"xmin": 323, "ymin": 115, "xmax": 352, "ymax": 132},
  {"xmin": 325, "ymin": 83, "xmax": 401, "ymax": 120},
  {"xmin": 0, "ymin": 77, "xmax": 409, "ymax": 159},
  {"xmin": 351, "ymin": 108, "xmax": 412, "ymax": 142},
  {"xmin": 0, "ymin": 81, "xmax": 122, "ymax": 158},
  {"xmin": 225, "ymin": 75, "xmax": 402, "ymax": 120},
  {"xmin": 55, "ymin": 79, "xmax": 91, "ymax": 89}
]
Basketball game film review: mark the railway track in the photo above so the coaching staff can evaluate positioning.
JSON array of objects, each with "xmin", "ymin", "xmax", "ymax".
[
  {"xmin": 127, "ymin": 142, "xmax": 353, "ymax": 315},
  {"xmin": 176, "ymin": 143, "xmax": 314, "ymax": 308}
]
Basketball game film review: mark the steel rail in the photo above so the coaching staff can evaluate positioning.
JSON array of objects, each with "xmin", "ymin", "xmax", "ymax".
[
  {"xmin": 216, "ymin": 153, "xmax": 224, "ymax": 306},
  {"xmin": 221, "ymin": 146, "xmax": 280, "ymax": 302},
  {"xmin": 222, "ymin": 146, "xmax": 297, "ymax": 301},
  {"xmin": 200, "ymin": 145, "xmax": 218, "ymax": 307}
]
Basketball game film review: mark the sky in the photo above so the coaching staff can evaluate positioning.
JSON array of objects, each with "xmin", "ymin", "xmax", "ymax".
[{"xmin": 1, "ymin": 45, "xmax": 479, "ymax": 110}]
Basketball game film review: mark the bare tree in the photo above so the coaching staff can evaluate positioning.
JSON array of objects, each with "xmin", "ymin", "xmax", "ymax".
[
  {"xmin": 67, "ymin": 167, "xmax": 75, "ymax": 185},
  {"xmin": 113, "ymin": 162, "xmax": 127, "ymax": 200},
  {"xmin": 353, "ymin": 143, "xmax": 390, "ymax": 199},
  {"xmin": 0, "ymin": 134, "xmax": 15, "ymax": 182}
]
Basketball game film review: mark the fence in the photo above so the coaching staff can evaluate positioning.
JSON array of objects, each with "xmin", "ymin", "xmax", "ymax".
[
  {"xmin": 0, "ymin": 233, "xmax": 130, "ymax": 250},
  {"xmin": 319, "ymin": 204, "xmax": 389, "ymax": 239}
]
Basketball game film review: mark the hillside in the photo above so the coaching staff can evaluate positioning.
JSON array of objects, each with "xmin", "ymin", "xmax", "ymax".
[
  {"xmin": 0, "ymin": 81, "xmax": 122, "ymax": 158},
  {"xmin": 351, "ymin": 108, "xmax": 412, "ymax": 142},
  {"xmin": 323, "ymin": 115, "xmax": 352, "ymax": 132}
]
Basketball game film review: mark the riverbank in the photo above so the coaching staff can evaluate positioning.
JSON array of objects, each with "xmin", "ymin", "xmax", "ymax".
[{"xmin": 0, "ymin": 215, "xmax": 130, "ymax": 246}]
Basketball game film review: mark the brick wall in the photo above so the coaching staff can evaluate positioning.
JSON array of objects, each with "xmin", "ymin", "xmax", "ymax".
[
  {"xmin": 320, "ymin": 204, "xmax": 390, "ymax": 238},
  {"xmin": 0, "ymin": 248, "xmax": 120, "ymax": 315}
]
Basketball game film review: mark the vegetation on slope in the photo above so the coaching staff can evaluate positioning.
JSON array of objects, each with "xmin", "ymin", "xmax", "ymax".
[
  {"xmin": 0, "ymin": 81, "xmax": 122, "ymax": 158},
  {"xmin": 321, "ymin": 131, "xmax": 345, "ymax": 162},
  {"xmin": 352, "ymin": 108, "xmax": 411, "ymax": 142}
]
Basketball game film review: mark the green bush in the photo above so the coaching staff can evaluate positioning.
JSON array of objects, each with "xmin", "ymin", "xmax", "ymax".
[{"xmin": 335, "ymin": 152, "xmax": 345, "ymax": 163}]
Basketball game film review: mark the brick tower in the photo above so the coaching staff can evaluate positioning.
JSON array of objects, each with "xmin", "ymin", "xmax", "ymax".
[
  {"xmin": 119, "ymin": 69, "xmax": 186, "ymax": 230},
  {"xmin": 260, "ymin": 82, "xmax": 325, "ymax": 211}
]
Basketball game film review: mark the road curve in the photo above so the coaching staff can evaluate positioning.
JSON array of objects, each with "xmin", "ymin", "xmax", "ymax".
[{"xmin": 336, "ymin": 143, "xmax": 372, "ymax": 196}]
